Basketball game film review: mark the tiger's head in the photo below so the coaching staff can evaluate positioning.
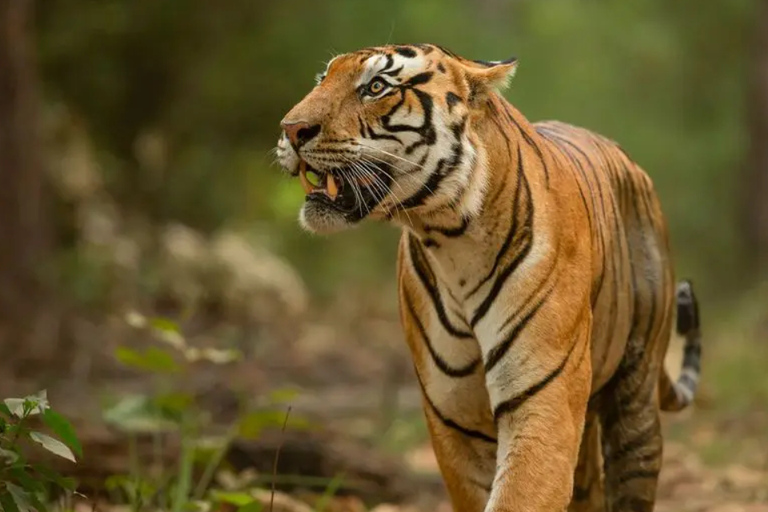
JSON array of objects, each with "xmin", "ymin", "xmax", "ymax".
[{"xmin": 276, "ymin": 44, "xmax": 517, "ymax": 234}]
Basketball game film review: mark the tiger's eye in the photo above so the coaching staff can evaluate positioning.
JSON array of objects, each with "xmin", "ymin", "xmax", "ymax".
[{"xmin": 367, "ymin": 78, "xmax": 386, "ymax": 95}]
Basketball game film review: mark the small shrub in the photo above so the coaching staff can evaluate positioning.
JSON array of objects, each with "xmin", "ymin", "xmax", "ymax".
[{"xmin": 0, "ymin": 390, "xmax": 82, "ymax": 511}]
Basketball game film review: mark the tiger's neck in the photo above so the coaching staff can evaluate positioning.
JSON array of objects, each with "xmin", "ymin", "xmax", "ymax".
[{"xmin": 397, "ymin": 94, "xmax": 554, "ymax": 293}]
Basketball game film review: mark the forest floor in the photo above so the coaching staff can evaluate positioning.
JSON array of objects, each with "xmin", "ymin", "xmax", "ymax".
[{"xmin": 8, "ymin": 287, "xmax": 767, "ymax": 512}]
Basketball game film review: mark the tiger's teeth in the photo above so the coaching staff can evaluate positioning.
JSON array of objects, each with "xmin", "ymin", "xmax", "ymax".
[
  {"xmin": 327, "ymin": 173, "xmax": 338, "ymax": 200},
  {"xmin": 298, "ymin": 161, "xmax": 313, "ymax": 195}
]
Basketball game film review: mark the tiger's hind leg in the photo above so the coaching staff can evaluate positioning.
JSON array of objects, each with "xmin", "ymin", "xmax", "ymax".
[
  {"xmin": 597, "ymin": 335, "xmax": 664, "ymax": 512},
  {"xmin": 568, "ymin": 411, "xmax": 606, "ymax": 512}
]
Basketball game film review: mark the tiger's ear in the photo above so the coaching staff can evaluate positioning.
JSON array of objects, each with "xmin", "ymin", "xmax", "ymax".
[{"xmin": 463, "ymin": 58, "xmax": 518, "ymax": 102}]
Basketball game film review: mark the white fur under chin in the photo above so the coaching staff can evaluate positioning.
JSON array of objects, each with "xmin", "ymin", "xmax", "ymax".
[{"xmin": 298, "ymin": 202, "xmax": 354, "ymax": 234}]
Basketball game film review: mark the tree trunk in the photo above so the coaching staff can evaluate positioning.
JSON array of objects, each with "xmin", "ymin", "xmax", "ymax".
[
  {"xmin": 0, "ymin": 0, "xmax": 57, "ymax": 384},
  {"xmin": 744, "ymin": 0, "xmax": 768, "ymax": 274}
]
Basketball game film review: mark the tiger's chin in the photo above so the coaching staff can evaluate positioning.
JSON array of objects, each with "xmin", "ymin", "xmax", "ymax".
[{"xmin": 298, "ymin": 199, "xmax": 361, "ymax": 234}]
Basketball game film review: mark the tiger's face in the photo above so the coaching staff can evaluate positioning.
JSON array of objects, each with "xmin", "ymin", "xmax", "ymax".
[{"xmin": 276, "ymin": 44, "xmax": 517, "ymax": 234}]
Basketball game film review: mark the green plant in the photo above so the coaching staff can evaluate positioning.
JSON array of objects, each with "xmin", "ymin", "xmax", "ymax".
[
  {"xmin": 104, "ymin": 311, "xmax": 310, "ymax": 512},
  {"xmin": 0, "ymin": 390, "xmax": 82, "ymax": 512}
]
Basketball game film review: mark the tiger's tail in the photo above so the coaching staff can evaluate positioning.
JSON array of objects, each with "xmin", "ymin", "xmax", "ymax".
[{"xmin": 659, "ymin": 279, "xmax": 702, "ymax": 412}]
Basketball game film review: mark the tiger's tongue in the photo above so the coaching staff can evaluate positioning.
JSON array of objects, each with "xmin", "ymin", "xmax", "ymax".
[{"xmin": 299, "ymin": 160, "xmax": 339, "ymax": 200}]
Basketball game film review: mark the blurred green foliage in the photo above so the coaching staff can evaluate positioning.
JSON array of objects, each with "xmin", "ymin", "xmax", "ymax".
[{"xmin": 35, "ymin": 0, "xmax": 759, "ymax": 303}]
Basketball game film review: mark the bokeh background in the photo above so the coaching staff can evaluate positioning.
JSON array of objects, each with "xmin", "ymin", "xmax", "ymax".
[{"xmin": 2, "ymin": 1, "xmax": 767, "ymax": 511}]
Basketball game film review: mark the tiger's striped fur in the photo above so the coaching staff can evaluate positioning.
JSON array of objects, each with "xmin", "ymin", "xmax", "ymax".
[{"xmin": 276, "ymin": 44, "xmax": 702, "ymax": 512}]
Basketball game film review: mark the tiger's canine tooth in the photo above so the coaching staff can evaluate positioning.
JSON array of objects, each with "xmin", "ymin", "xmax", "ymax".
[
  {"xmin": 327, "ymin": 173, "xmax": 339, "ymax": 200},
  {"xmin": 299, "ymin": 160, "xmax": 313, "ymax": 195}
]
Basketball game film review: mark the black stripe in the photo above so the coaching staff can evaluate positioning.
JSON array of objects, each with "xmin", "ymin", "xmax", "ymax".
[
  {"xmin": 617, "ymin": 468, "xmax": 660, "ymax": 485},
  {"xmin": 398, "ymin": 112, "xmax": 465, "ymax": 210},
  {"xmin": 558, "ymin": 136, "xmax": 610, "ymax": 241},
  {"xmin": 446, "ymin": 92, "xmax": 461, "ymax": 113},
  {"xmin": 466, "ymin": 146, "xmax": 525, "ymax": 299},
  {"xmin": 415, "ymin": 44, "xmax": 435, "ymax": 55},
  {"xmin": 381, "ymin": 65, "xmax": 404, "ymax": 77},
  {"xmin": 503, "ymin": 109, "xmax": 549, "ymax": 188},
  {"xmin": 470, "ymin": 151, "xmax": 533, "ymax": 327},
  {"xmin": 394, "ymin": 46, "xmax": 417, "ymax": 58},
  {"xmin": 381, "ymin": 87, "xmax": 435, "ymax": 145},
  {"xmin": 423, "ymin": 216, "xmax": 470, "ymax": 237},
  {"xmin": 487, "ymin": 101, "xmax": 513, "ymax": 158},
  {"xmin": 405, "ymin": 139, "xmax": 426, "ymax": 155},
  {"xmin": 594, "ymin": 154, "xmax": 624, "ymax": 374},
  {"xmin": 628, "ymin": 447, "xmax": 664, "ymax": 466},
  {"xmin": 434, "ymin": 44, "xmax": 458, "ymax": 58},
  {"xmin": 572, "ymin": 485, "xmax": 592, "ymax": 501},
  {"xmin": 492, "ymin": 335, "xmax": 580, "ymax": 423},
  {"xmin": 403, "ymin": 292, "xmax": 479, "ymax": 377},
  {"xmin": 682, "ymin": 341, "xmax": 701, "ymax": 372},
  {"xmin": 408, "ymin": 235, "xmax": 473, "ymax": 339},
  {"xmin": 406, "ymin": 72, "xmax": 434, "ymax": 87},
  {"xmin": 367, "ymin": 126, "xmax": 402, "ymax": 143},
  {"xmin": 485, "ymin": 279, "xmax": 557, "ymax": 373},
  {"xmin": 398, "ymin": 158, "xmax": 448, "ymax": 210},
  {"xmin": 413, "ymin": 366, "xmax": 497, "ymax": 443},
  {"xmin": 539, "ymin": 127, "xmax": 605, "ymax": 308},
  {"xmin": 380, "ymin": 54, "xmax": 395, "ymax": 74},
  {"xmin": 470, "ymin": 230, "xmax": 532, "ymax": 328},
  {"xmin": 604, "ymin": 421, "xmax": 658, "ymax": 465},
  {"xmin": 468, "ymin": 477, "xmax": 492, "ymax": 493},
  {"xmin": 613, "ymin": 497, "xmax": 654, "ymax": 512}
]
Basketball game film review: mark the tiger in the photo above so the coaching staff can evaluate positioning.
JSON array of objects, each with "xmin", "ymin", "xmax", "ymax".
[{"xmin": 275, "ymin": 43, "xmax": 702, "ymax": 512}]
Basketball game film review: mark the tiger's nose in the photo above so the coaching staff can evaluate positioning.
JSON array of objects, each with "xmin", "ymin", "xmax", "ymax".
[{"xmin": 281, "ymin": 121, "xmax": 321, "ymax": 149}]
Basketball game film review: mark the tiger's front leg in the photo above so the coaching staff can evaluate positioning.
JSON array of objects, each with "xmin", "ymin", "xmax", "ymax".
[{"xmin": 481, "ymin": 311, "xmax": 593, "ymax": 512}]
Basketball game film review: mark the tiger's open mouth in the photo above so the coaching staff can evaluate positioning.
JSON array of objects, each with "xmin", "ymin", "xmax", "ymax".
[{"xmin": 296, "ymin": 159, "xmax": 392, "ymax": 220}]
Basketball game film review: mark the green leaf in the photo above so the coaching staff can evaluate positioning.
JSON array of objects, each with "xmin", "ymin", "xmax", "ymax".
[
  {"xmin": 0, "ymin": 491, "xmax": 20, "ymax": 512},
  {"xmin": 104, "ymin": 474, "xmax": 132, "ymax": 494},
  {"xmin": 211, "ymin": 491, "xmax": 256, "ymax": 507},
  {"xmin": 0, "ymin": 401, "xmax": 11, "ymax": 417},
  {"xmin": 6, "ymin": 483, "xmax": 32, "ymax": 512},
  {"xmin": 268, "ymin": 387, "xmax": 300, "ymax": 404},
  {"xmin": 237, "ymin": 409, "xmax": 311, "ymax": 439},
  {"xmin": 314, "ymin": 472, "xmax": 345, "ymax": 512},
  {"xmin": 33, "ymin": 463, "xmax": 78, "ymax": 491},
  {"xmin": 102, "ymin": 394, "xmax": 178, "ymax": 433},
  {"xmin": 237, "ymin": 502, "xmax": 263, "ymax": 512},
  {"xmin": 42, "ymin": 409, "xmax": 83, "ymax": 457},
  {"xmin": 152, "ymin": 392, "xmax": 194, "ymax": 417},
  {"xmin": 149, "ymin": 317, "xmax": 181, "ymax": 333},
  {"xmin": 115, "ymin": 346, "xmax": 180, "ymax": 373},
  {"xmin": 150, "ymin": 317, "xmax": 187, "ymax": 350},
  {"xmin": 171, "ymin": 437, "xmax": 195, "ymax": 512},
  {"xmin": 8, "ymin": 466, "xmax": 45, "ymax": 494},
  {"xmin": 29, "ymin": 432, "xmax": 76, "ymax": 462},
  {"xmin": 0, "ymin": 447, "xmax": 19, "ymax": 464}
]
